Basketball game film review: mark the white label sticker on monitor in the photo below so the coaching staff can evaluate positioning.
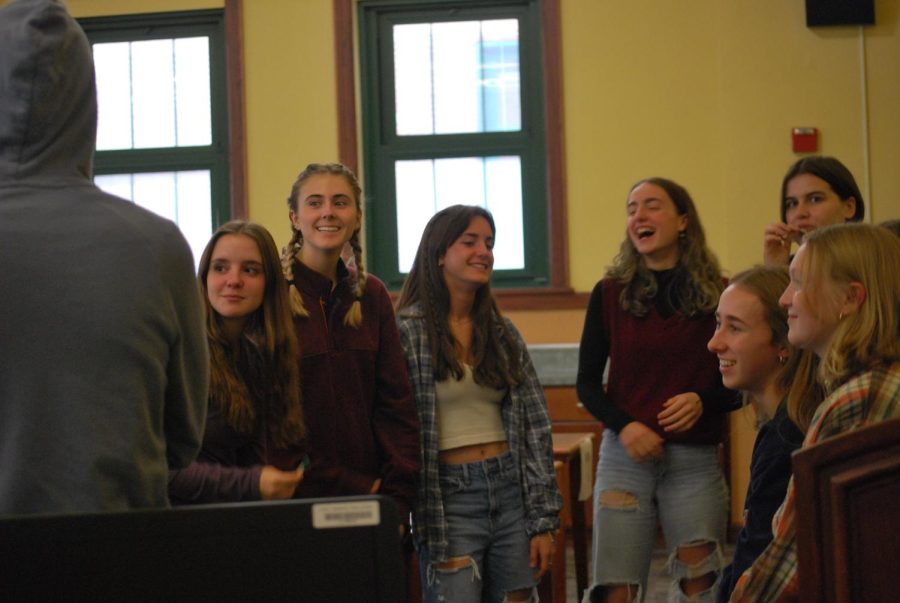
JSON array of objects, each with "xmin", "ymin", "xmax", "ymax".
[{"xmin": 312, "ymin": 500, "xmax": 381, "ymax": 529}]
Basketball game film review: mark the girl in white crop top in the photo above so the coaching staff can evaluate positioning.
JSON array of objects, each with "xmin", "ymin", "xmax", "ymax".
[{"xmin": 397, "ymin": 205, "xmax": 562, "ymax": 603}]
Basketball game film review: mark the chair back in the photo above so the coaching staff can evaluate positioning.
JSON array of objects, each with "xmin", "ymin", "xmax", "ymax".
[{"xmin": 793, "ymin": 417, "xmax": 900, "ymax": 603}]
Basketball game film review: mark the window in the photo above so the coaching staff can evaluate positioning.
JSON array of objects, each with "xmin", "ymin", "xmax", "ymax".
[
  {"xmin": 79, "ymin": 11, "xmax": 230, "ymax": 266},
  {"xmin": 359, "ymin": 0, "xmax": 551, "ymax": 290}
]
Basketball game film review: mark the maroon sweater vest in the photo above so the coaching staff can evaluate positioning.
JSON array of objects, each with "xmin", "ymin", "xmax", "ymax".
[{"xmin": 602, "ymin": 279, "xmax": 726, "ymax": 445}]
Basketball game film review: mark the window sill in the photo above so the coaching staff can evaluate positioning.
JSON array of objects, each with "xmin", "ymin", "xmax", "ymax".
[
  {"xmin": 494, "ymin": 287, "xmax": 589, "ymax": 311},
  {"xmin": 388, "ymin": 287, "xmax": 589, "ymax": 311}
]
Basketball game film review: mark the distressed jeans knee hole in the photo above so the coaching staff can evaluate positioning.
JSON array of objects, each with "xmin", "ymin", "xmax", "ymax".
[{"xmin": 598, "ymin": 489, "xmax": 639, "ymax": 510}]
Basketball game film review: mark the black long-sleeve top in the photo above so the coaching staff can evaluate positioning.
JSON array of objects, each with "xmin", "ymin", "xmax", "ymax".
[{"xmin": 716, "ymin": 402, "xmax": 804, "ymax": 602}]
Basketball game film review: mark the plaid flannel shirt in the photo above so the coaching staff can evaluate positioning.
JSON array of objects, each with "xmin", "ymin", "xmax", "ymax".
[
  {"xmin": 731, "ymin": 360, "xmax": 900, "ymax": 602},
  {"xmin": 397, "ymin": 305, "xmax": 562, "ymax": 563}
]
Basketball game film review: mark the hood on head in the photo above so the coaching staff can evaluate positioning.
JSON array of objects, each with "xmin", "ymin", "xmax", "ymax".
[{"xmin": 0, "ymin": 0, "xmax": 97, "ymax": 180}]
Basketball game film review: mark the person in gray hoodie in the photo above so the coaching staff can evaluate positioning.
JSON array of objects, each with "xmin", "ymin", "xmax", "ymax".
[{"xmin": 0, "ymin": 0, "xmax": 208, "ymax": 516}]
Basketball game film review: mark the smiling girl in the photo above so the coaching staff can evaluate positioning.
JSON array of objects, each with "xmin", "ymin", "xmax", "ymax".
[
  {"xmin": 396, "ymin": 205, "xmax": 561, "ymax": 603},
  {"xmin": 168, "ymin": 221, "xmax": 307, "ymax": 503},
  {"xmin": 763, "ymin": 156, "xmax": 864, "ymax": 267},
  {"xmin": 277, "ymin": 163, "xmax": 420, "ymax": 523},
  {"xmin": 707, "ymin": 267, "xmax": 819, "ymax": 602},
  {"xmin": 732, "ymin": 223, "xmax": 900, "ymax": 602},
  {"xmin": 578, "ymin": 178, "xmax": 737, "ymax": 603}
]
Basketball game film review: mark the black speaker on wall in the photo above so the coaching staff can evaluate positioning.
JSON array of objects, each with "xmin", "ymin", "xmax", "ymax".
[{"xmin": 806, "ymin": 0, "xmax": 875, "ymax": 26}]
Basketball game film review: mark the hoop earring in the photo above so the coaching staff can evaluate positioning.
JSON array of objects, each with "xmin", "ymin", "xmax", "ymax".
[{"xmin": 839, "ymin": 311, "xmax": 844, "ymax": 321}]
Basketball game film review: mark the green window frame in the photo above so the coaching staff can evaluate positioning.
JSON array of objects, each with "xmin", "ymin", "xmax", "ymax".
[
  {"xmin": 359, "ymin": 0, "xmax": 550, "ymax": 290},
  {"xmin": 78, "ymin": 10, "xmax": 231, "ymax": 252}
]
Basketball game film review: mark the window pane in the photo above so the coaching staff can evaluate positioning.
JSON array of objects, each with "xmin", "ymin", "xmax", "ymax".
[
  {"xmin": 174, "ymin": 37, "xmax": 212, "ymax": 146},
  {"xmin": 394, "ymin": 24, "xmax": 434, "ymax": 136},
  {"xmin": 93, "ymin": 37, "xmax": 212, "ymax": 151},
  {"xmin": 481, "ymin": 20, "xmax": 521, "ymax": 132},
  {"xmin": 94, "ymin": 42, "xmax": 133, "ymax": 150},
  {"xmin": 95, "ymin": 171, "xmax": 212, "ymax": 268},
  {"xmin": 432, "ymin": 21, "xmax": 482, "ymax": 134},
  {"xmin": 395, "ymin": 156, "xmax": 523, "ymax": 273},
  {"xmin": 131, "ymin": 40, "xmax": 177, "ymax": 148},
  {"xmin": 393, "ymin": 19, "xmax": 520, "ymax": 136}
]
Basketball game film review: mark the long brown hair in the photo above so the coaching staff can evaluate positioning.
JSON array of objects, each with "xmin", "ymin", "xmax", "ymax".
[
  {"xmin": 607, "ymin": 177, "xmax": 724, "ymax": 317},
  {"xmin": 199, "ymin": 221, "xmax": 304, "ymax": 447},
  {"xmin": 280, "ymin": 162, "xmax": 367, "ymax": 328},
  {"xmin": 397, "ymin": 205, "xmax": 524, "ymax": 388}
]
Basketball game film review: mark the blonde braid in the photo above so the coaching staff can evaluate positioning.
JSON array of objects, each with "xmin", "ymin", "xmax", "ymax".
[
  {"xmin": 343, "ymin": 230, "xmax": 366, "ymax": 328},
  {"xmin": 281, "ymin": 228, "xmax": 309, "ymax": 318}
]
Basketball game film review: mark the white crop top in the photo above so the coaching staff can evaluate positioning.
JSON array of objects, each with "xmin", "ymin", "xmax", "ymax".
[{"xmin": 435, "ymin": 364, "xmax": 507, "ymax": 451}]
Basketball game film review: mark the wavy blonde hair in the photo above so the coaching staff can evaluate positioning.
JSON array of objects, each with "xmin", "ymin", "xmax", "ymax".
[
  {"xmin": 280, "ymin": 163, "xmax": 367, "ymax": 328},
  {"xmin": 798, "ymin": 223, "xmax": 900, "ymax": 390},
  {"xmin": 199, "ymin": 221, "xmax": 305, "ymax": 447},
  {"xmin": 607, "ymin": 177, "xmax": 724, "ymax": 316}
]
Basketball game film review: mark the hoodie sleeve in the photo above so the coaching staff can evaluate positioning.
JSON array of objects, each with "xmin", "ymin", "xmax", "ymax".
[{"xmin": 160, "ymin": 224, "xmax": 209, "ymax": 469}]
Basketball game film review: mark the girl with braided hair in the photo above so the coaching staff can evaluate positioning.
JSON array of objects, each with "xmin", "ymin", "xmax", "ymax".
[{"xmin": 276, "ymin": 162, "xmax": 420, "ymax": 524}]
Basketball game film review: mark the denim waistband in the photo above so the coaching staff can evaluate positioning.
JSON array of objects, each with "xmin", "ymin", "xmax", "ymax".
[{"xmin": 438, "ymin": 449, "xmax": 516, "ymax": 479}]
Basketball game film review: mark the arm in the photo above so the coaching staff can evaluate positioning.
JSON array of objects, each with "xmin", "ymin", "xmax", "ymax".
[
  {"xmin": 168, "ymin": 461, "xmax": 264, "ymax": 504},
  {"xmin": 507, "ymin": 320, "xmax": 562, "ymax": 536},
  {"xmin": 658, "ymin": 382, "xmax": 739, "ymax": 433},
  {"xmin": 505, "ymin": 321, "xmax": 561, "ymax": 579},
  {"xmin": 371, "ymin": 285, "xmax": 422, "ymax": 520},
  {"xmin": 160, "ymin": 225, "xmax": 209, "ymax": 469},
  {"xmin": 575, "ymin": 281, "xmax": 634, "ymax": 431},
  {"xmin": 169, "ymin": 404, "xmax": 288, "ymax": 504}
]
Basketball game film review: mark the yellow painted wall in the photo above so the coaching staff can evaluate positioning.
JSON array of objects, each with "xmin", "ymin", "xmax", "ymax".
[
  {"xmin": 66, "ymin": 0, "xmax": 900, "ymax": 281},
  {"xmin": 65, "ymin": 0, "xmax": 900, "ymax": 526}
]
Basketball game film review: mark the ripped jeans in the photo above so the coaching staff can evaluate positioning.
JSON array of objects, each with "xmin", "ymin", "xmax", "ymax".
[
  {"xmin": 585, "ymin": 430, "xmax": 728, "ymax": 603},
  {"xmin": 419, "ymin": 451, "xmax": 538, "ymax": 603}
]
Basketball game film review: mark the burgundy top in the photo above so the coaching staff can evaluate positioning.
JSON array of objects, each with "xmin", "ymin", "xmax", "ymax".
[
  {"xmin": 271, "ymin": 260, "xmax": 420, "ymax": 518},
  {"xmin": 577, "ymin": 272, "xmax": 736, "ymax": 445}
]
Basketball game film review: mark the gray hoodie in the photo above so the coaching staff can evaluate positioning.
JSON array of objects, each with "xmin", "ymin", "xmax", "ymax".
[{"xmin": 0, "ymin": 0, "xmax": 208, "ymax": 515}]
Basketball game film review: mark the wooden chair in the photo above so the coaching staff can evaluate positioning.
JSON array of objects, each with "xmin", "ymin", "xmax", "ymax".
[{"xmin": 792, "ymin": 417, "xmax": 900, "ymax": 603}]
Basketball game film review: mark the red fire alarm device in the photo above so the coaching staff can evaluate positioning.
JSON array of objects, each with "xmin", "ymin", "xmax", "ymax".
[{"xmin": 792, "ymin": 127, "xmax": 818, "ymax": 153}]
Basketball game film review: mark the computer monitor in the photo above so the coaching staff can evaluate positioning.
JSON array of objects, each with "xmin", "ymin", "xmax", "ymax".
[{"xmin": 0, "ymin": 495, "xmax": 405, "ymax": 602}]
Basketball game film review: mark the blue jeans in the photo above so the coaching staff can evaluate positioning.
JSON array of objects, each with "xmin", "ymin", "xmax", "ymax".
[
  {"xmin": 585, "ymin": 430, "xmax": 728, "ymax": 603},
  {"xmin": 419, "ymin": 451, "xmax": 538, "ymax": 603}
]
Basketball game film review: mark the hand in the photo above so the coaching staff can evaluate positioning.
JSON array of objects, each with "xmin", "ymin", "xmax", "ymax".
[
  {"xmin": 763, "ymin": 222, "xmax": 802, "ymax": 266},
  {"xmin": 259, "ymin": 464, "xmax": 305, "ymax": 500},
  {"xmin": 618, "ymin": 422, "xmax": 664, "ymax": 463},
  {"xmin": 658, "ymin": 392, "xmax": 703, "ymax": 433},
  {"xmin": 530, "ymin": 532, "xmax": 555, "ymax": 580}
]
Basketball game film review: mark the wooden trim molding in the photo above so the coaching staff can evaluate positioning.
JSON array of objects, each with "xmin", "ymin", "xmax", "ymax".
[
  {"xmin": 334, "ymin": 0, "xmax": 577, "ymax": 309},
  {"xmin": 225, "ymin": 0, "xmax": 248, "ymax": 219},
  {"xmin": 495, "ymin": 288, "xmax": 589, "ymax": 311},
  {"xmin": 334, "ymin": 0, "xmax": 359, "ymax": 174},
  {"xmin": 541, "ymin": 0, "xmax": 569, "ymax": 290}
]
